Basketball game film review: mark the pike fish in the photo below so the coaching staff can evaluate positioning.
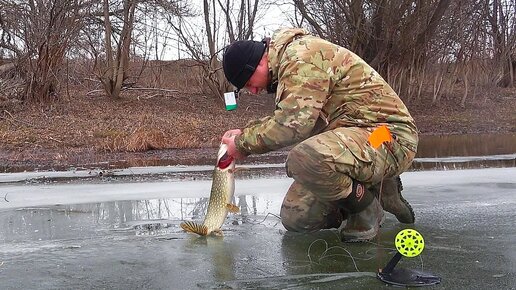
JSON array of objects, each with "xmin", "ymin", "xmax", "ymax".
[{"xmin": 180, "ymin": 143, "xmax": 239, "ymax": 236}]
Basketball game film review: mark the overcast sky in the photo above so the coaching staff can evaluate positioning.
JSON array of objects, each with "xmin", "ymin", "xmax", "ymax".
[{"xmin": 154, "ymin": 1, "xmax": 294, "ymax": 60}]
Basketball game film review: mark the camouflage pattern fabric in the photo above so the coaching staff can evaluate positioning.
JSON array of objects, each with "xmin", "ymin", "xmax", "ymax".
[
  {"xmin": 281, "ymin": 127, "xmax": 415, "ymax": 232},
  {"xmin": 235, "ymin": 28, "xmax": 418, "ymax": 155},
  {"xmin": 232, "ymin": 28, "xmax": 419, "ymax": 232},
  {"xmin": 280, "ymin": 181, "xmax": 344, "ymax": 232}
]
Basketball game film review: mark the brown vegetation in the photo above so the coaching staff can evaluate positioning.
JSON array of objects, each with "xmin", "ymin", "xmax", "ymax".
[
  {"xmin": 0, "ymin": 0, "xmax": 515, "ymax": 172},
  {"xmin": 0, "ymin": 60, "xmax": 514, "ymax": 172}
]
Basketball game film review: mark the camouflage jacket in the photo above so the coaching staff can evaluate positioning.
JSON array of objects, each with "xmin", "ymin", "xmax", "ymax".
[{"xmin": 236, "ymin": 28, "xmax": 419, "ymax": 155}]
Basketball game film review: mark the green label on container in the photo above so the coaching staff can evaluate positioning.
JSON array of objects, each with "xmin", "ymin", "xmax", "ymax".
[
  {"xmin": 225, "ymin": 104, "xmax": 237, "ymax": 111},
  {"xmin": 224, "ymin": 91, "xmax": 237, "ymax": 111}
]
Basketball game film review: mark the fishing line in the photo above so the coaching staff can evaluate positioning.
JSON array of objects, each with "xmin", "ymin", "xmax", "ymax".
[
  {"xmin": 307, "ymin": 239, "xmax": 360, "ymax": 272},
  {"xmin": 305, "ymin": 233, "xmax": 377, "ymax": 271},
  {"xmin": 241, "ymin": 212, "xmax": 281, "ymax": 225},
  {"xmin": 365, "ymin": 240, "xmax": 396, "ymax": 253},
  {"xmin": 375, "ymin": 145, "xmax": 390, "ymax": 271},
  {"xmin": 318, "ymin": 242, "xmax": 388, "ymax": 263},
  {"xmin": 304, "ymin": 237, "xmax": 425, "ymax": 274}
]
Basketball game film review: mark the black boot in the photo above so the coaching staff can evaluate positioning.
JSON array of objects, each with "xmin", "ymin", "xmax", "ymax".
[
  {"xmin": 372, "ymin": 176, "xmax": 415, "ymax": 224},
  {"xmin": 337, "ymin": 180, "xmax": 384, "ymax": 242}
]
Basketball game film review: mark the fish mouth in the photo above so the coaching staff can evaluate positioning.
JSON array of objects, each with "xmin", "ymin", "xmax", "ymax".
[
  {"xmin": 217, "ymin": 152, "xmax": 234, "ymax": 169},
  {"xmin": 217, "ymin": 143, "xmax": 234, "ymax": 169}
]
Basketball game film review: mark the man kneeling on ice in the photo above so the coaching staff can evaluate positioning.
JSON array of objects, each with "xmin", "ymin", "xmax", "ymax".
[{"xmin": 220, "ymin": 28, "xmax": 418, "ymax": 242}]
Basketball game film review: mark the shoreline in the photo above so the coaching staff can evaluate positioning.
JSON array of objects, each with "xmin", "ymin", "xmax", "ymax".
[
  {"xmin": 1, "ymin": 131, "xmax": 514, "ymax": 173},
  {"xmin": 1, "ymin": 88, "xmax": 514, "ymax": 173}
]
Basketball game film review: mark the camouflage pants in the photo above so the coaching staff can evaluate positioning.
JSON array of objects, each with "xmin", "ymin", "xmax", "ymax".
[{"xmin": 280, "ymin": 127, "xmax": 416, "ymax": 232}]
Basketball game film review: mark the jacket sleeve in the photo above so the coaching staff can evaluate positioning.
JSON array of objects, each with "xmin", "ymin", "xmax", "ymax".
[{"xmin": 236, "ymin": 60, "xmax": 331, "ymax": 155}]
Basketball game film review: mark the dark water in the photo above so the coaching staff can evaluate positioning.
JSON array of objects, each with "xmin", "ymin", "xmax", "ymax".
[
  {"xmin": 90, "ymin": 133, "xmax": 516, "ymax": 170},
  {"xmin": 416, "ymin": 133, "xmax": 516, "ymax": 158},
  {"xmin": 1, "ymin": 133, "xmax": 514, "ymax": 173},
  {"xmin": 412, "ymin": 133, "xmax": 516, "ymax": 170}
]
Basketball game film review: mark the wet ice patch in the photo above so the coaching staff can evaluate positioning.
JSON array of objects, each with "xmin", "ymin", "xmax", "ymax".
[
  {"xmin": 0, "ymin": 241, "xmax": 78, "ymax": 254},
  {"xmin": 198, "ymin": 272, "xmax": 377, "ymax": 289}
]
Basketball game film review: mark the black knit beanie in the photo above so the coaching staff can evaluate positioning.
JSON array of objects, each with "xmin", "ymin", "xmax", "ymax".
[{"xmin": 222, "ymin": 40, "xmax": 266, "ymax": 90}]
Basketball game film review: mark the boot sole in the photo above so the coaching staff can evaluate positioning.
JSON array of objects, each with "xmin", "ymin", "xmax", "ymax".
[{"xmin": 341, "ymin": 228, "xmax": 379, "ymax": 243}]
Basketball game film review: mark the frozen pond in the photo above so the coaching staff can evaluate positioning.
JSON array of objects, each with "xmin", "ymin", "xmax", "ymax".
[{"xmin": 0, "ymin": 167, "xmax": 515, "ymax": 289}]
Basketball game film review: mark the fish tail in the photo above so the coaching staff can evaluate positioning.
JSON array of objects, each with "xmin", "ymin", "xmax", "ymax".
[{"xmin": 180, "ymin": 221, "xmax": 209, "ymax": 236}]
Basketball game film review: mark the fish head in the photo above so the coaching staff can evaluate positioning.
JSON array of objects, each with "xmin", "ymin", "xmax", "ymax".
[{"xmin": 216, "ymin": 143, "xmax": 235, "ymax": 170}]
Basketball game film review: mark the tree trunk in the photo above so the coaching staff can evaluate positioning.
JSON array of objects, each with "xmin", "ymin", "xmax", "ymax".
[
  {"xmin": 99, "ymin": 0, "xmax": 136, "ymax": 99},
  {"xmin": 410, "ymin": 0, "xmax": 452, "ymax": 67}
]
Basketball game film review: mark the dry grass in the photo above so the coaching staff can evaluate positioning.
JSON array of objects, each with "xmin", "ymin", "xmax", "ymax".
[
  {"xmin": 0, "ymin": 59, "xmax": 514, "ymax": 172},
  {"xmin": 126, "ymin": 126, "xmax": 167, "ymax": 152},
  {"xmin": 101, "ymin": 126, "xmax": 168, "ymax": 152}
]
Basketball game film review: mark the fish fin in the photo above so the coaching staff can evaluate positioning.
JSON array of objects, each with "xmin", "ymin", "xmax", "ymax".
[
  {"xmin": 211, "ymin": 229, "xmax": 224, "ymax": 237},
  {"xmin": 226, "ymin": 203, "xmax": 240, "ymax": 213},
  {"xmin": 180, "ymin": 221, "xmax": 208, "ymax": 236}
]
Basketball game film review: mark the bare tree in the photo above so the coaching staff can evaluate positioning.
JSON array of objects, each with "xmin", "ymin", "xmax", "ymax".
[
  {"xmin": 73, "ymin": 0, "xmax": 190, "ymax": 99},
  {"xmin": 291, "ymin": 0, "xmax": 452, "ymax": 91},
  {"xmin": 97, "ymin": 0, "xmax": 137, "ymax": 99},
  {"xmin": 165, "ymin": 0, "xmax": 264, "ymax": 101},
  {"xmin": 289, "ymin": 0, "xmax": 516, "ymax": 107},
  {"xmin": 0, "ymin": 0, "xmax": 87, "ymax": 103},
  {"xmin": 1, "ymin": 0, "xmax": 513, "ymax": 106},
  {"xmin": 428, "ymin": 0, "xmax": 515, "ymax": 105},
  {"xmin": 486, "ymin": 0, "xmax": 516, "ymax": 87}
]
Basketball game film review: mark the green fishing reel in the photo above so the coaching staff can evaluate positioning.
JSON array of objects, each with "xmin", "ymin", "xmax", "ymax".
[{"xmin": 377, "ymin": 229, "xmax": 441, "ymax": 287}]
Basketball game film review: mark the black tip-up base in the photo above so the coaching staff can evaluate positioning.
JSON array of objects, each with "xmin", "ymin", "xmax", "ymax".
[
  {"xmin": 377, "ymin": 267, "xmax": 441, "ymax": 287},
  {"xmin": 377, "ymin": 252, "xmax": 441, "ymax": 287}
]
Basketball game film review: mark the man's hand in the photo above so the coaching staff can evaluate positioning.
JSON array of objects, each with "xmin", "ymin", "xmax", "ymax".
[{"xmin": 221, "ymin": 129, "xmax": 246, "ymax": 160}]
